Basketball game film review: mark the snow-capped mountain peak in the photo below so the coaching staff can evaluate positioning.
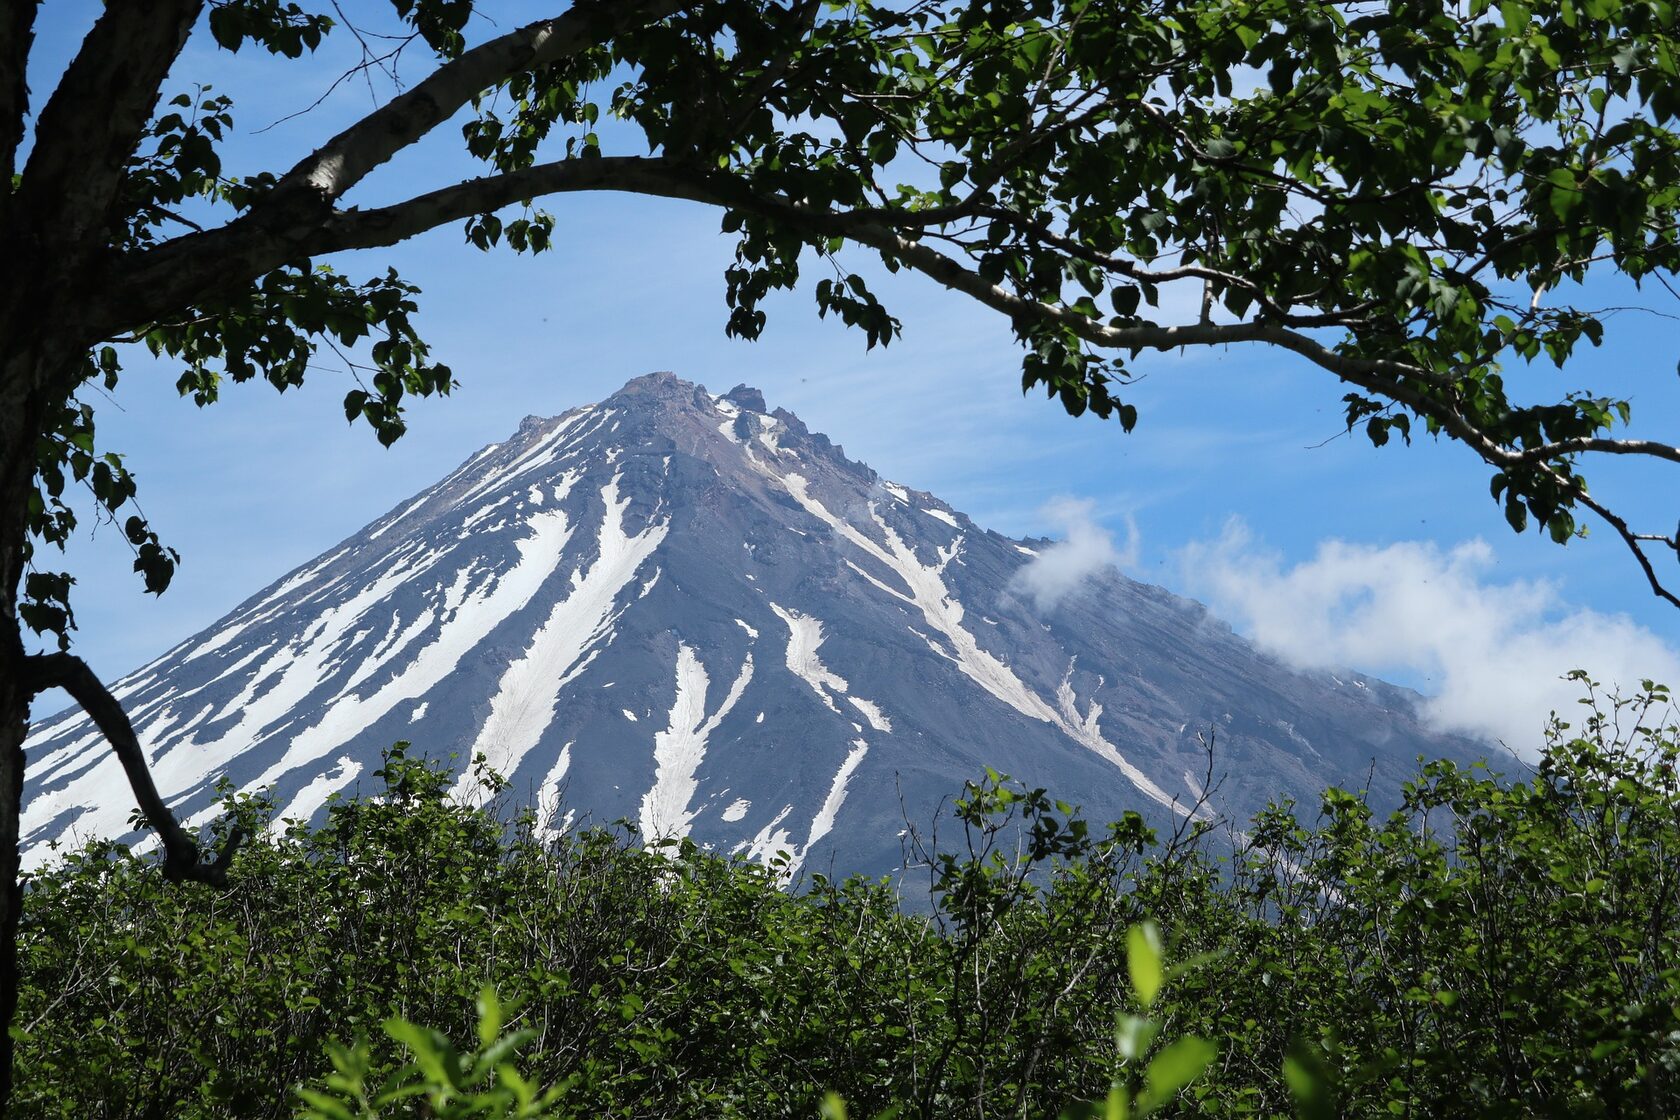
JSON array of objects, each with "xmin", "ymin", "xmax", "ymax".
[{"xmin": 22, "ymin": 372, "xmax": 1483, "ymax": 877}]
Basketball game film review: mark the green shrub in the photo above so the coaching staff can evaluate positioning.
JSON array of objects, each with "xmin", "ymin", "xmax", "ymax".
[
  {"xmin": 13, "ymin": 680, "xmax": 1679, "ymax": 1118},
  {"xmin": 296, "ymin": 988, "xmax": 570, "ymax": 1120}
]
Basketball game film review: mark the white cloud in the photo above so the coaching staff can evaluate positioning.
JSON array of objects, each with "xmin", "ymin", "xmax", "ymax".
[
  {"xmin": 1178, "ymin": 520, "xmax": 1680, "ymax": 753},
  {"xmin": 1011, "ymin": 498, "xmax": 1137, "ymax": 611}
]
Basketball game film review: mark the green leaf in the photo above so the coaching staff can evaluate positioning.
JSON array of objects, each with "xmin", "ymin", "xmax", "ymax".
[
  {"xmin": 384, "ymin": 1018, "xmax": 457, "ymax": 1088},
  {"xmin": 1115, "ymin": 1013, "xmax": 1157, "ymax": 1061},
  {"xmin": 1127, "ymin": 921, "xmax": 1164, "ymax": 1007},
  {"xmin": 1137, "ymin": 1036, "xmax": 1216, "ymax": 1114},
  {"xmin": 476, "ymin": 986, "xmax": 503, "ymax": 1049},
  {"xmin": 1546, "ymin": 167, "xmax": 1583, "ymax": 221},
  {"xmin": 1284, "ymin": 1041, "xmax": 1337, "ymax": 1120},
  {"xmin": 294, "ymin": 1089, "xmax": 357, "ymax": 1120}
]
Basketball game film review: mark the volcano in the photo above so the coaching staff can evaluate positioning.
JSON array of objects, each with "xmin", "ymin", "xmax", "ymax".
[{"xmin": 22, "ymin": 372, "xmax": 1489, "ymax": 877}]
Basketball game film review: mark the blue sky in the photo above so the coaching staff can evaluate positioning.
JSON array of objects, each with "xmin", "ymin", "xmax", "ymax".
[{"xmin": 26, "ymin": 3, "xmax": 1680, "ymax": 749}]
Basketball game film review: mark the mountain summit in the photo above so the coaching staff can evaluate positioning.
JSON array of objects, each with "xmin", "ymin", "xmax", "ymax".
[{"xmin": 22, "ymin": 373, "xmax": 1486, "ymax": 876}]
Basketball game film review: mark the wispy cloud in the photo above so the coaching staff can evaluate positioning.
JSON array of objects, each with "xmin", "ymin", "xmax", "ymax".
[
  {"xmin": 1011, "ymin": 498, "xmax": 1137, "ymax": 611},
  {"xmin": 1177, "ymin": 521, "xmax": 1680, "ymax": 752}
]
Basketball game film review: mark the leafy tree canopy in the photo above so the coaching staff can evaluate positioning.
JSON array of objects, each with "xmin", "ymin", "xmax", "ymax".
[{"xmin": 8, "ymin": 0, "xmax": 1680, "ymax": 638}]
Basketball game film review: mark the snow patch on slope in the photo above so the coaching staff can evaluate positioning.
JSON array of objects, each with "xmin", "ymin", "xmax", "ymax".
[
  {"xmin": 462, "ymin": 474, "xmax": 669, "ymax": 795},
  {"xmin": 277, "ymin": 756, "xmax": 364, "ymax": 825},
  {"xmin": 455, "ymin": 409, "xmax": 598, "ymax": 507},
  {"xmin": 238, "ymin": 508, "xmax": 583, "ymax": 800},
  {"xmin": 741, "ymin": 805, "xmax": 796, "ymax": 873},
  {"xmin": 534, "ymin": 742, "xmax": 574, "ymax": 844},
  {"xmin": 1054, "ymin": 663, "xmax": 1178, "ymax": 811},
  {"xmin": 923, "ymin": 508, "xmax": 960, "ymax": 529},
  {"xmin": 180, "ymin": 618, "xmax": 258, "ymax": 665},
  {"xmin": 26, "ymin": 484, "xmax": 581, "ymax": 851},
  {"xmin": 805, "ymin": 741, "xmax": 869, "ymax": 852},
  {"xmin": 368, "ymin": 491, "xmax": 435, "ymax": 541},
  {"xmin": 847, "ymin": 697, "xmax": 892, "ymax": 733},
  {"xmin": 769, "ymin": 603, "xmax": 890, "ymax": 730},
  {"xmin": 736, "ymin": 738, "xmax": 871, "ymax": 882},
  {"xmin": 639, "ymin": 644, "xmax": 753, "ymax": 843},
  {"xmin": 770, "ymin": 604, "xmax": 848, "ymax": 712},
  {"xmin": 781, "ymin": 473, "xmax": 1174, "ymax": 810}
]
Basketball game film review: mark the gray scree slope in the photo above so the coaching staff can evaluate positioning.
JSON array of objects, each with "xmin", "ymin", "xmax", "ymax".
[{"xmin": 22, "ymin": 372, "xmax": 1490, "ymax": 878}]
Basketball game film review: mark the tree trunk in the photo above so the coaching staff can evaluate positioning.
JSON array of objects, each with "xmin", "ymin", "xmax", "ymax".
[
  {"xmin": 0, "ymin": 343, "xmax": 52, "ymax": 1112},
  {"xmin": 0, "ymin": 316, "xmax": 239, "ymax": 1108},
  {"xmin": 0, "ymin": 630, "xmax": 26, "ymax": 1111}
]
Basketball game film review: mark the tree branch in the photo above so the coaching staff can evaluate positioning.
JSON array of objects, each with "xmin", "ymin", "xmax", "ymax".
[
  {"xmin": 968, "ymin": 203, "xmax": 1382, "ymax": 329},
  {"xmin": 21, "ymin": 653, "xmax": 241, "ymax": 885},
  {"xmin": 1549, "ymin": 475, "xmax": 1680, "ymax": 611},
  {"xmin": 833, "ymin": 219, "xmax": 1462, "ymax": 392},
  {"xmin": 259, "ymin": 0, "xmax": 690, "ymax": 215},
  {"xmin": 100, "ymin": 155, "xmax": 709, "ymax": 325},
  {"xmin": 15, "ymin": 1, "xmax": 205, "ymax": 251},
  {"xmin": 100, "ymin": 135, "xmax": 1680, "ymax": 625},
  {"xmin": 308, "ymin": 156, "xmax": 716, "ymax": 253},
  {"xmin": 1510, "ymin": 436, "xmax": 1680, "ymax": 468},
  {"xmin": 110, "ymin": 156, "xmax": 1468, "ymax": 444}
]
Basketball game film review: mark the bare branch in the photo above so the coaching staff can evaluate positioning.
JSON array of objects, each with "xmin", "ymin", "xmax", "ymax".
[
  {"xmin": 253, "ymin": 24, "xmax": 422, "ymax": 135},
  {"xmin": 21, "ymin": 653, "xmax": 241, "ymax": 885},
  {"xmin": 1553, "ymin": 479, "xmax": 1680, "ymax": 611},
  {"xmin": 308, "ymin": 156, "xmax": 712, "ymax": 253}
]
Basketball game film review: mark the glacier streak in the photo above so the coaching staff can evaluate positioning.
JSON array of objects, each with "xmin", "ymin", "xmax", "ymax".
[
  {"xmin": 770, "ymin": 604, "xmax": 848, "ymax": 712},
  {"xmin": 463, "ymin": 475, "xmax": 669, "ymax": 794},
  {"xmin": 21, "ymin": 545, "xmax": 456, "ymax": 858},
  {"xmin": 640, "ymin": 644, "xmax": 753, "ymax": 843},
  {"xmin": 769, "ymin": 603, "xmax": 890, "ymax": 733},
  {"xmin": 923, "ymin": 508, "xmax": 960, "ymax": 528},
  {"xmin": 239, "ymin": 507, "xmax": 581, "ymax": 797},
  {"xmin": 805, "ymin": 740, "xmax": 869, "ymax": 852},
  {"xmin": 534, "ymin": 743, "xmax": 574, "ymax": 844},
  {"xmin": 454, "ymin": 409, "xmax": 595, "ymax": 507},
  {"xmin": 277, "ymin": 756, "xmax": 364, "ymax": 825},
  {"xmin": 367, "ymin": 491, "xmax": 435, "ymax": 541},
  {"xmin": 847, "ymin": 697, "xmax": 892, "ymax": 733},
  {"xmin": 783, "ymin": 473, "xmax": 1174, "ymax": 810}
]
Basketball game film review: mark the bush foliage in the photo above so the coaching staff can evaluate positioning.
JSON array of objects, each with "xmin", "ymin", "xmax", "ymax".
[{"xmin": 14, "ymin": 677, "xmax": 1680, "ymax": 1118}]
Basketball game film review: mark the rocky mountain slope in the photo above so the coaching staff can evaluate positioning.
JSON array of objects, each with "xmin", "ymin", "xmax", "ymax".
[{"xmin": 22, "ymin": 372, "xmax": 1491, "ymax": 878}]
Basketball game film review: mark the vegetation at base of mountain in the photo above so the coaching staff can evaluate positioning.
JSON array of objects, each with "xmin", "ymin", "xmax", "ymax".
[{"xmin": 13, "ymin": 676, "xmax": 1680, "ymax": 1119}]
